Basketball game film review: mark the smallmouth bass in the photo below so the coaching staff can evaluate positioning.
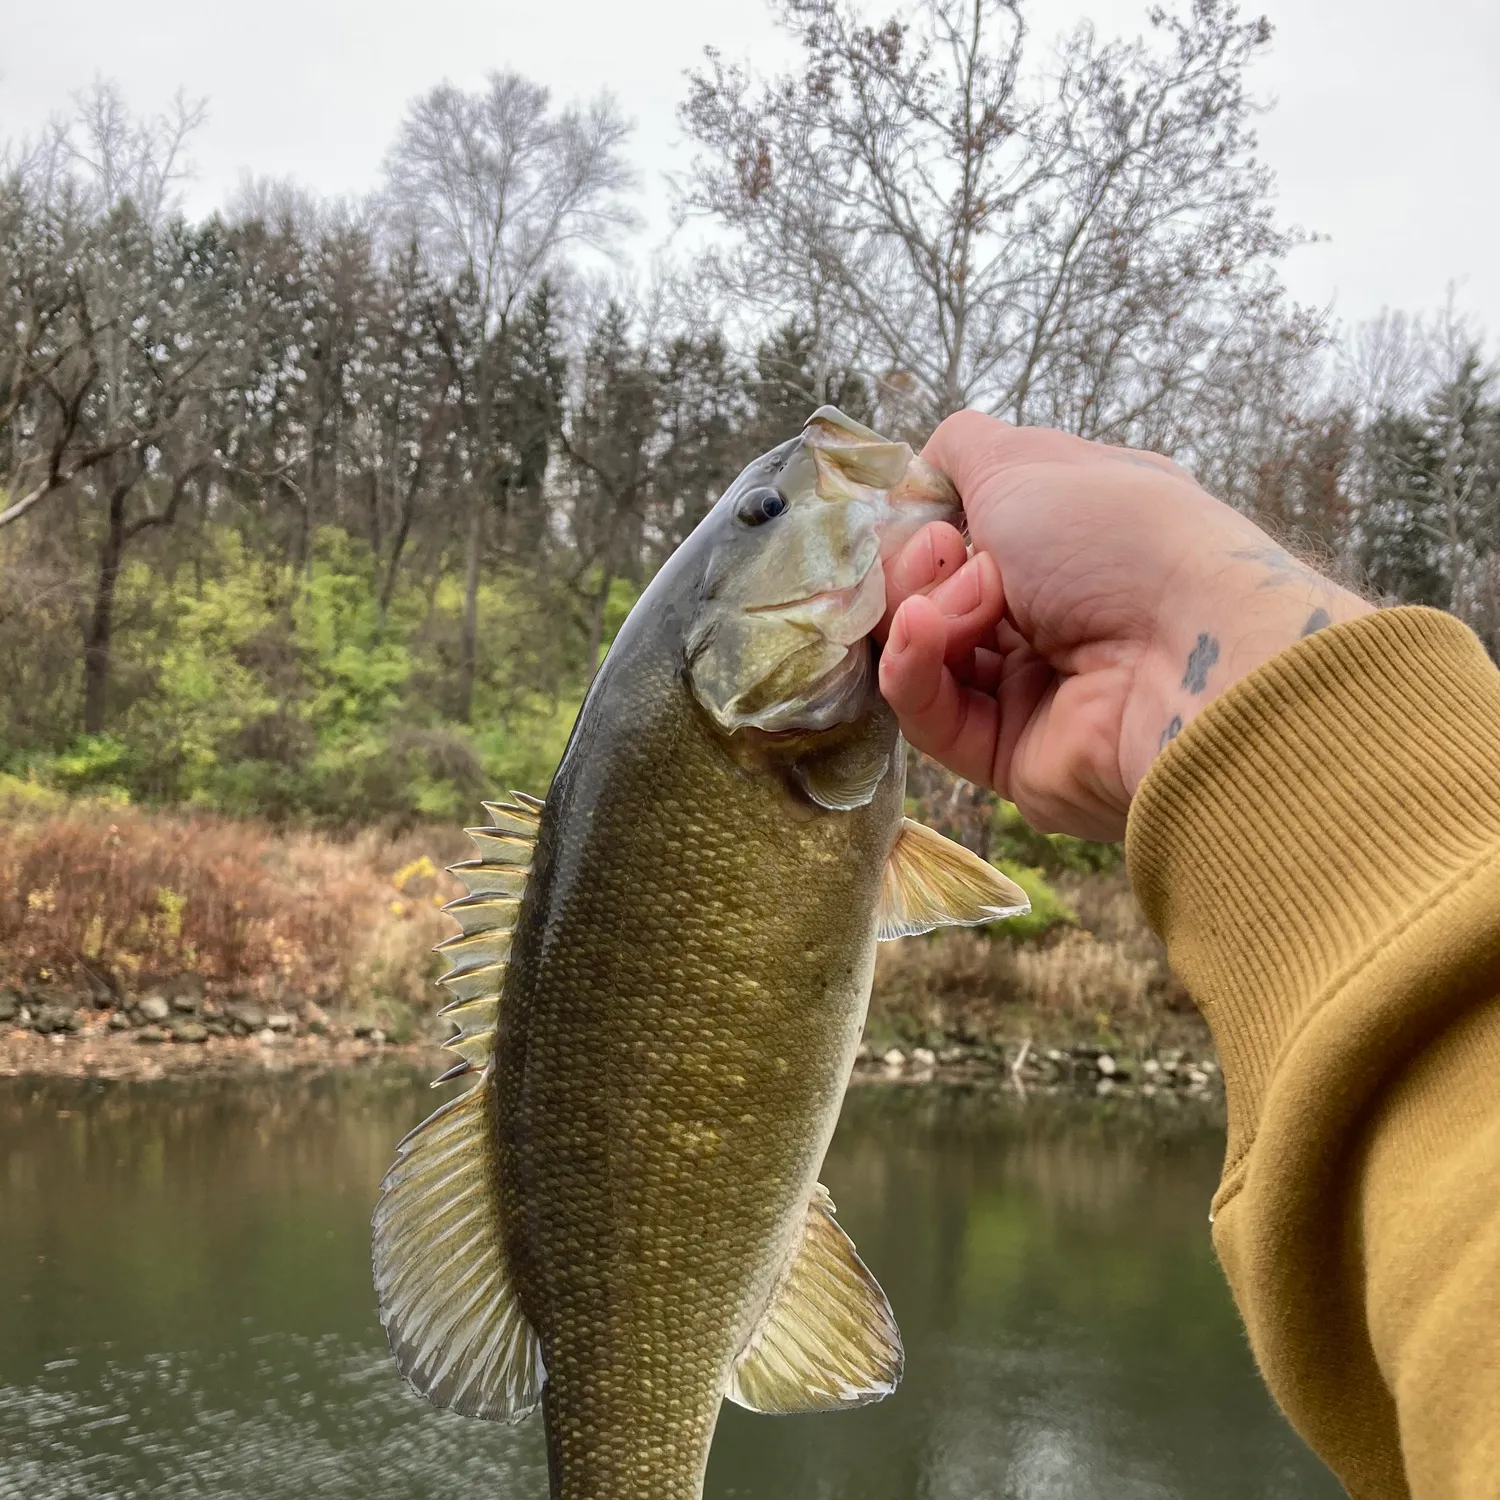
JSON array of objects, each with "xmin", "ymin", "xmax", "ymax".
[{"xmin": 372, "ymin": 408, "xmax": 1029, "ymax": 1499}]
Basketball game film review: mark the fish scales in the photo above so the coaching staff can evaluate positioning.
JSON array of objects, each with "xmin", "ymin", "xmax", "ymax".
[{"xmin": 497, "ymin": 628, "xmax": 901, "ymax": 1499}]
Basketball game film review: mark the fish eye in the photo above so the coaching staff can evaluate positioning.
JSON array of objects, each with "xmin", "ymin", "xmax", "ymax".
[{"xmin": 737, "ymin": 488, "xmax": 789, "ymax": 527}]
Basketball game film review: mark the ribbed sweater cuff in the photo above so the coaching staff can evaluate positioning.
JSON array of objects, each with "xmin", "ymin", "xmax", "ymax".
[{"xmin": 1125, "ymin": 607, "xmax": 1500, "ymax": 1167}]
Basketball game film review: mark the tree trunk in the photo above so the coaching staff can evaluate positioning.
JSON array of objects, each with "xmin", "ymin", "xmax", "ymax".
[
  {"xmin": 454, "ymin": 326, "xmax": 502, "ymax": 722},
  {"xmin": 367, "ymin": 468, "xmax": 383, "ymax": 560},
  {"xmin": 82, "ymin": 471, "xmax": 134, "ymax": 735},
  {"xmin": 297, "ymin": 495, "xmax": 313, "ymax": 578},
  {"xmin": 456, "ymin": 499, "xmax": 483, "ymax": 722},
  {"xmin": 379, "ymin": 450, "xmax": 429, "ymax": 616}
]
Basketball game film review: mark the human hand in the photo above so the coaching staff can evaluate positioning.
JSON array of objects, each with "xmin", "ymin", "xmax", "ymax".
[{"xmin": 878, "ymin": 412, "xmax": 1374, "ymax": 842}]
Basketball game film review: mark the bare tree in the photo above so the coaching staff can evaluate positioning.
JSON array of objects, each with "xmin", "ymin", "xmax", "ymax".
[
  {"xmin": 382, "ymin": 73, "xmax": 636, "ymax": 719},
  {"xmin": 0, "ymin": 154, "xmax": 99, "ymax": 527},
  {"xmin": 1177, "ymin": 294, "xmax": 1330, "ymax": 520},
  {"xmin": 680, "ymin": 0, "xmax": 1308, "ymax": 440},
  {"xmin": 1339, "ymin": 308, "xmax": 1435, "ymax": 426},
  {"xmin": 0, "ymin": 84, "xmax": 213, "ymax": 534},
  {"xmin": 0, "ymin": 87, "xmax": 241, "ymax": 731},
  {"xmin": 0, "ymin": 224, "xmax": 218, "ymax": 542},
  {"xmin": 58, "ymin": 80, "xmax": 206, "ymax": 227}
]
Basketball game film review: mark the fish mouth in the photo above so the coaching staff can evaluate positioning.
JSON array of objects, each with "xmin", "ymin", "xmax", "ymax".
[
  {"xmin": 734, "ymin": 634, "xmax": 875, "ymax": 738},
  {"xmin": 743, "ymin": 563, "xmax": 886, "ymax": 649}
]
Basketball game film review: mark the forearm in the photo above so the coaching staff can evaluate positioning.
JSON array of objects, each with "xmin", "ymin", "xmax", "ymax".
[{"xmin": 1126, "ymin": 607, "xmax": 1500, "ymax": 1498}]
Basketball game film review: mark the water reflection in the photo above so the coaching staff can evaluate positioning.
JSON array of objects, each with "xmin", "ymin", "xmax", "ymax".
[{"xmin": 0, "ymin": 1071, "xmax": 1339, "ymax": 1499}]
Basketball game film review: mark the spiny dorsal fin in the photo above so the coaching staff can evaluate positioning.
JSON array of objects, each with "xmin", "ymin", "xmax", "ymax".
[
  {"xmin": 443, "ymin": 894, "xmax": 523, "ymax": 937},
  {"xmin": 727, "ymin": 1183, "xmax": 902, "ymax": 1413},
  {"xmin": 447, "ymin": 864, "xmax": 528, "ymax": 900},
  {"xmin": 434, "ymin": 791, "xmax": 542, "ymax": 1086},
  {"xmin": 371, "ymin": 1067, "xmax": 545, "ymax": 1421},
  {"xmin": 434, "ymin": 928, "xmax": 515, "ymax": 977},
  {"xmin": 876, "ymin": 818, "xmax": 1029, "ymax": 941},
  {"xmin": 480, "ymin": 798, "xmax": 541, "ymax": 835}
]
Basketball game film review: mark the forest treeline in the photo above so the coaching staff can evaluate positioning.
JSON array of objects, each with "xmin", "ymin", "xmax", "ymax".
[{"xmin": 2, "ymin": 0, "xmax": 1497, "ymax": 826}]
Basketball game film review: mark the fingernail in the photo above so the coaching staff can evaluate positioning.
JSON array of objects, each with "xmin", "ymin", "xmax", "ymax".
[
  {"xmin": 929, "ymin": 556, "xmax": 983, "ymax": 617},
  {"xmin": 891, "ymin": 530, "xmax": 935, "ymax": 593}
]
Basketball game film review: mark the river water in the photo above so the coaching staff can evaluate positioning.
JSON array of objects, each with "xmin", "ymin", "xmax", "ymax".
[{"xmin": 0, "ymin": 1067, "xmax": 1340, "ymax": 1499}]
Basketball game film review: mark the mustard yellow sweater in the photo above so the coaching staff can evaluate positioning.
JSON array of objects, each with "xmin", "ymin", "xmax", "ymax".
[{"xmin": 1126, "ymin": 607, "xmax": 1500, "ymax": 1498}]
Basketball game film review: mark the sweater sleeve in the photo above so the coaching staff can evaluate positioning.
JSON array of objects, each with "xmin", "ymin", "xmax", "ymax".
[{"xmin": 1125, "ymin": 606, "xmax": 1500, "ymax": 1500}]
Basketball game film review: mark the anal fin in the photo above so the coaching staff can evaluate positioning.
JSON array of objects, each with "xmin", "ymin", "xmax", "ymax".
[
  {"xmin": 877, "ymin": 818, "xmax": 1029, "ymax": 940},
  {"xmin": 727, "ymin": 1184, "xmax": 902, "ymax": 1413}
]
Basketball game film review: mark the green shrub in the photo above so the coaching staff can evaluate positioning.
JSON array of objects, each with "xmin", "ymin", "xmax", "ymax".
[
  {"xmin": 992, "ymin": 800, "xmax": 1123, "ymax": 876},
  {"xmin": 989, "ymin": 860, "xmax": 1077, "ymax": 942},
  {"xmin": 0, "ymin": 526, "xmax": 622, "ymax": 824},
  {"xmin": 0, "ymin": 773, "xmax": 75, "ymax": 817}
]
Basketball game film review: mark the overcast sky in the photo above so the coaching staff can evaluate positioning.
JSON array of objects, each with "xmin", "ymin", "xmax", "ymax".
[{"xmin": 4, "ymin": 0, "xmax": 1497, "ymax": 342}]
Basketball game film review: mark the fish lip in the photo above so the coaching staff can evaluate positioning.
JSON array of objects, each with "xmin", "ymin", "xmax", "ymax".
[
  {"xmin": 741, "ymin": 558, "xmax": 887, "ymax": 651},
  {"xmin": 743, "ymin": 581, "xmax": 863, "ymax": 618}
]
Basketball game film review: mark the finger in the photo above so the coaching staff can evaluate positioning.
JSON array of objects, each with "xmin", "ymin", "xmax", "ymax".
[
  {"xmin": 879, "ymin": 595, "xmax": 1002, "ymax": 790},
  {"xmin": 970, "ymin": 647, "xmax": 1005, "ymax": 695},
  {"xmin": 923, "ymin": 551, "xmax": 1005, "ymax": 663},
  {"xmin": 992, "ymin": 646, "xmax": 1055, "ymax": 805},
  {"xmin": 994, "ymin": 618, "xmax": 1027, "ymax": 655},
  {"xmin": 877, "ymin": 521, "xmax": 968, "ymax": 639}
]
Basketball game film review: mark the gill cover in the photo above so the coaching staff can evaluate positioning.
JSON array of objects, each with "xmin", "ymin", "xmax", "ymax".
[{"xmin": 686, "ymin": 407, "xmax": 960, "ymax": 736}]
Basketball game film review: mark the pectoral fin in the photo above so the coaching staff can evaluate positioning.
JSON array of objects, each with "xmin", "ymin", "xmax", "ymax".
[
  {"xmin": 877, "ymin": 818, "xmax": 1029, "ymax": 940},
  {"xmin": 727, "ymin": 1185, "xmax": 902, "ymax": 1413},
  {"xmin": 793, "ymin": 737, "xmax": 891, "ymax": 812},
  {"xmin": 371, "ymin": 1068, "xmax": 545, "ymax": 1422}
]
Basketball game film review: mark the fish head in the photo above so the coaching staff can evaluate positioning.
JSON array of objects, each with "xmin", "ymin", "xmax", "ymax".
[{"xmin": 686, "ymin": 406, "xmax": 961, "ymax": 737}]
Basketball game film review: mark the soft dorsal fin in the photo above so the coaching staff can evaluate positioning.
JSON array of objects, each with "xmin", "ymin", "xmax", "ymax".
[
  {"xmin": 371, "ymin": 1068, "xmax": 546, "ymax": 1422},
  {"xmin": 877, "ymin": 818, "xmax": 1029, "ymax": 941},
  {"xmin": 727, "ymin": 1184, "xmax": 902, "ymax": 1413},
  {"xmin": 431, "ymin": 791, "xmax": 543, "ymax": 1086}
]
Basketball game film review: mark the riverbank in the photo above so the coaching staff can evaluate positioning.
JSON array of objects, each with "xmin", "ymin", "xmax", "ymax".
[
  {"xmin": 0, "ymin": 799, "xmax": 1216, "ymax": 1090},
  {"xmin": 0, "ymin": 1022, "xmax": 1223, "ymax": 1107}
]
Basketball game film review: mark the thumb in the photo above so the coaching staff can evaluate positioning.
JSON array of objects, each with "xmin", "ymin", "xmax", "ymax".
[{"xmin": 920, "ymin": 410, "xmax": 1022, "ymax": 501}]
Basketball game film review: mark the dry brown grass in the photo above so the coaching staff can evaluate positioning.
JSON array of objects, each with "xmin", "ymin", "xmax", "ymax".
[
  {"xmin": 0, "ymin": 804, "xmax": 466, "ymax": 1013},
  {"xmin": 869, "ymin": 869, "xmax": 1199, "ymax": 1051},
  {"xmin": 0, "ymin": 805, "xmax": 1201, "ymax": 1049}
]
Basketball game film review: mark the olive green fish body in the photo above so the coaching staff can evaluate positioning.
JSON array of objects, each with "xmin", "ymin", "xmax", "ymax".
[{"xmin": 499, "ymin": 576, "xmax": 901, "ymax": 1497}]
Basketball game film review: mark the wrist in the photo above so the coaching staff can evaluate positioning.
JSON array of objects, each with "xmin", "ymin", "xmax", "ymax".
[{"xmin": 1124, "ymin": 577, "xmax": 1374, "ymax": 797}]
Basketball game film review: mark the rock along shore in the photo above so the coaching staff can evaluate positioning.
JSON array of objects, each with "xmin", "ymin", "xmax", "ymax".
[
  {"xmin": 0, "ymin": 974, "xmax": 424, "ymax": 1082},
  {"xmin": 851, "ymin": 1038, "xmax": 1221, "ymax": 1101}
]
